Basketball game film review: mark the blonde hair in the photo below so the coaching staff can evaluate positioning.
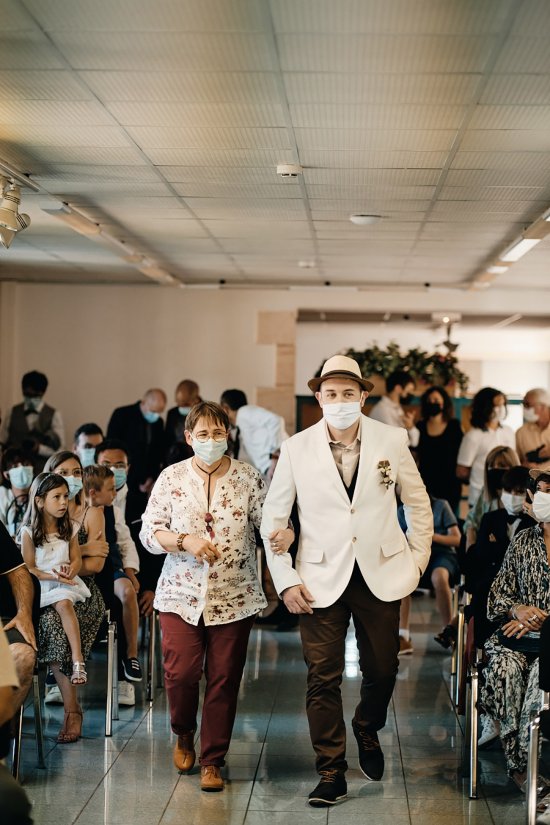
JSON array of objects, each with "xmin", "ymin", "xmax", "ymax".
[{"xmin": 83, "ymin": 464, "xmax": 114, "ymax": 495}]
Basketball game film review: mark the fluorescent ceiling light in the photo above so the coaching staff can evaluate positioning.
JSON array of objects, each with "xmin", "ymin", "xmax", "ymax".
[
  {"xmin": 486, "ymin": 265, "xmax": 509, "ymax": 275},
  {"xmin": 42, "ymin": 204, "xmax": 100, "ymax": 236},
  {"xmin": 499, "ymin": 237, "xmax": 541, "ymax": 262}
]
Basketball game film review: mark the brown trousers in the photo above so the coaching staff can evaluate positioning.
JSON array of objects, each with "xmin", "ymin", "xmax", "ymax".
[{"xmin": 299, "ymin": 563, "xmax": 401, "ymax": 773}]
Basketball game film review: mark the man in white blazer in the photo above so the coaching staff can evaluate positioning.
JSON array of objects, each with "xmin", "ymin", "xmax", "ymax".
[{"xmin": 261, "ymin": 355, "xmax": 433, "ymax": 807}]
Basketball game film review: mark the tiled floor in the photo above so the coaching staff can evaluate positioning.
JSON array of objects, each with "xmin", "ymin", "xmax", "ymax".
[{"xmin": 17, "ymin": 599, "xmax": 532, "ymax": 824}]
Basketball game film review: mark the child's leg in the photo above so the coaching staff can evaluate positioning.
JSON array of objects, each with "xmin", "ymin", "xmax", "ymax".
[
  {"xmin": 54, "ymin": 599, "xmax": 84, "ymax": 663},
  {"xmin": 431, "ymin": 566, "xmax": 452, "ymax": 627},
  {"xmin": 114, "ymin": 578, "xmax": 140, "ymax": 659}
]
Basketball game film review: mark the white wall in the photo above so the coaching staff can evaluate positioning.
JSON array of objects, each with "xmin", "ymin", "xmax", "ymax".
[{"xmin": 1, "ymin": 281, "xmax": 550, "ymax": 445}]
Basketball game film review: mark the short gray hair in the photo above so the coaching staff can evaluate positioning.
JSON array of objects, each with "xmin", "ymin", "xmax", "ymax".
[{"xmin": 526, "ymin": 388, "xmax": 550, "ymax": 406}]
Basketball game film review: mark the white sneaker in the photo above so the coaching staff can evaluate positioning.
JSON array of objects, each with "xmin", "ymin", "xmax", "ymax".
[
  {"xmin": 537, "ymin": 801, "xmax": 550, "ymax": 823},
  {"xmin": 478, "ymin": 714, "xmax": 500, "ymax": 748},
  {"xmin": 117, "ymin": 681, "xmax": 135, "ymax": 706},
  {"xmin": 44, "ymin": 684, "xmax": 63, "ymax": 705}
]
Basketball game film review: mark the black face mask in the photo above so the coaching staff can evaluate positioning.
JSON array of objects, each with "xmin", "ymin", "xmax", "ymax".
[
  {"xmin": 400, "ymin": 395, "xmax": 410, "ymax": 406},
  {"xmin": 487, "ymin": 468, "xmax": 506, "ymax": 490},
  {"xmin": 425, "ymin": 402, "xmax": 443, "ymax": 418}
]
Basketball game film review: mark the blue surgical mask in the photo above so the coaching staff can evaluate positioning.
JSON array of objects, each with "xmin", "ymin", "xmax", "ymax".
[
  {"xmin": 7, "ymin": 465, "xmax": 33, "ymax": 490},
  {"xmin": 192, "ymin": 438, "xmax": 228, "ymax": 465},
  {"xmin": 24, "ymin": 395, "xmax": 42, "ymax": 411},
  {"xmin": 66, "ymin": 475, "xmax": 83, "ymax": 500},
  {"xmin": 111, "ymin": 467, "xmax": 127, "ymax": 490},
  {"xmin": 178, "ymin": 406, "xmax": 191, "ymax": 416},
  {"xmin": 79, "ymin": 447, "xmax": 96, "ymax": 468},
  {"xmin": 143, "ymin": 409, "xmax": 160, "ymax": 424}
]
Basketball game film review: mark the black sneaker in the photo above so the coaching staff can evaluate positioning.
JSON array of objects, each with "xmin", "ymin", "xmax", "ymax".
[
  {"xmin": 352, "ymin": 726, "xmax": 384, "ymax": 781},
  {"xmin": 123, "ymin": 657, "xmax": 143, "ymax": 682},
  {"xmin": 308, "ymin": 770, "xmax": 347, "ymax": 807}
]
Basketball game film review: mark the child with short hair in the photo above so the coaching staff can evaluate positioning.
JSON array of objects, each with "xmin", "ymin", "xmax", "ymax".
[
  {"xmin": 0, "ymin": 447, "xmax": 34, "ymax": 538},
  {"xmin": 20, "ymin": 472, "xmax": 90, "ymax": 685},
  {"xmin": 83, "ymin": 465, "xmax": 142, "ymax": 682}
]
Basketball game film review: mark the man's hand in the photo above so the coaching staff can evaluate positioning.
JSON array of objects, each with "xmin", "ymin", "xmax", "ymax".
[
  {"xmin": 124, "ymin": 568, "xmax": 141, "ymax": 593},
  {"xmin": 139, "ymin": 478, "xmax": 155, "ymax": 495},
  {"xmin": 282, "ymin": 584, "xmax": 315, "ymax": 614},
  {"xmin": 402, "ymin": 411, "xmax": 415, "ymax": 431},
  {"xmin": 3, "ymin": 611, "xmax": 37, "ymax": 651},
  {"xmin": 138, "ymin": 590, "xmax": 155, "ymax": 617}
]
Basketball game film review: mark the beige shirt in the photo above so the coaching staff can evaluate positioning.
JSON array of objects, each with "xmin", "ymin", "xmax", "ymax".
[
  {"xmin": 0, "ymin": 621, "xmax": 19, "ymax": 689},
  {"xmin": 516, "ymin": 422, "xmax": 550, "ymax": 470},
  {"xmin": 327, "ymin": 427, "xmax": 361, "ymax": 487}
]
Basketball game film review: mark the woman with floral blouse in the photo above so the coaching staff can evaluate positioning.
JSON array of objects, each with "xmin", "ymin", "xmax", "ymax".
[{"xmin": 140, "ymin": 401, "xmax": 268, "ymax": 793}]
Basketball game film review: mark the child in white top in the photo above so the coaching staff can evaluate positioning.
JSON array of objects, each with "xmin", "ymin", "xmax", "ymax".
[{"xmin": 21, "ymin": 472, "xmax": 90, "ymax": 685}]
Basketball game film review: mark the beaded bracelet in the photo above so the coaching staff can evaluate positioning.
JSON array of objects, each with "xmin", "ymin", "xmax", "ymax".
[{"xmin": 176, "ymin": 532, "xmax": 188, "ymax": 552}]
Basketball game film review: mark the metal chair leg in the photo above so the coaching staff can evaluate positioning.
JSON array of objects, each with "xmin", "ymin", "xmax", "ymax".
[
  {"xmin": 526, "ymin": 690, "xmax": 550, "ymax": 825},
  {"xmin": 147, "ymin": 611, "xmax": 156, "ymax": 703},
  {"xmin": 450, "ymin": 586, "xmax": 459, "ymax": 679},
  {"xmin": 32, "ymin": 671, "xmax": 45, "ymax": 769},
  {"xmin": 469, "ymin": 661, "xmax": 479, "ymax": 799},
  {"xmin": 10, "ymin": 705, "xmax": 23, "ymax": 781},
  {"xmin": 454, "ymin": 604, "xmax": 465, "ymax": 707},
  {"xmin": 112, "ymin": 626, "xmax": 119, "ymax": 721},
  {"xmin": 157, "ymin": 612, "xmax": 164, "ymax": 688},
  {"xmin": 105, "ymin": 620, "xmax": 115, "ymax": 736}
]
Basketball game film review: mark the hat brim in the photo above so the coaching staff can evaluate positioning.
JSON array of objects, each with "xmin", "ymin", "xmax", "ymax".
[
  {"xmin": 308, "ymin": 370, "xmax": 374, "ymax": 393},
  {"xmin": 529, "ymin": 469, "xmax": 550, "ymax": 481}
]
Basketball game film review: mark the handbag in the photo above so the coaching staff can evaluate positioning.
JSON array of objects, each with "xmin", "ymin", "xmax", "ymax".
[{"xmin": 497, "ymin": 627, "xmax": 540, "ymax": 654}]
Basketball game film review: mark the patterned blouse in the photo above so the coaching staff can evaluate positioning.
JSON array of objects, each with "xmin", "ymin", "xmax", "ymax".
[
  {"xmin": 140, "ymin": 458, "xmax": 267, "ymax": 626},
  {"xmin": 487, "ymin": 525, "xmax": 550, "ymax": 621}
]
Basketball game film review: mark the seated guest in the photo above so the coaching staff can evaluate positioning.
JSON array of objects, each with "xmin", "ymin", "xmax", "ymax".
[
  {"xmin": 0, "ymin": 448, "xmax": 34, "ymax": 538},
  {"xmin": 73, "ymin": 423, "xmax": 104, "ymax": 468},
  {"xmin": 463, "ymin": 445, "xmax": 519, "ymax": 549},
  {"xmin": 399, "ymin": 497, "xmax": 461, "ymax": 651},
  {"xmin": 84, "ymin": 465, "xmax": 142, "ymax": 688},
  {"xmin": 457, "ymin": 386, "xmax": 516, "ymax": 511},
  {"xmin": 140, "ymin": 401, "xmax": 268, "ymax": 792},
  {"xmin": 165, "ymin": 380, "xmax": 201, "ymax": 466},
  {"xmin": 369, "ymin": 370, "xmax": 419, "ymax": 448},
  {"xmin": 416, "ymin": 386, "xmax": 463, "ymax": 514},
  {"xmin": 517, "ymin": 388, "xmax": 550, "ymax": 470},
  {"xmin": 41, "ymin": 451, "xmax": 107, "ymax": 730},
  {"xmin": 96, "ymin": 439, "xmax": 164, "ymax": 619},
  {"xmin": 481, "ymin": 468, "xmax": 550, "ymax": 791},
  {"xmin": 220, "ymin": 389, "xmax": 287, "ymax": 482},
  {"xmin": 0, "ymin": 371, "xmax": 64, "ymax": 472},
  {"xmin": 107, "ymin": 389, "xmax": 166, "ymax": 513},
  {"xmin": 0, "ymin": 621, "xmax": 33, "ymax": 825}
]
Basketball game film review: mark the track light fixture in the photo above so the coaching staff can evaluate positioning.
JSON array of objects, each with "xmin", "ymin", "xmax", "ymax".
[{"xmin": 0, "ymin": 178, "xmax": 31, "ymax": 249}]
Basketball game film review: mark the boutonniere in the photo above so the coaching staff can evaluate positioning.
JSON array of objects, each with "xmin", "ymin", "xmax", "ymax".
[{"xmin": 378, "ymin": 460, "xmax": 394, "ymax": 491}]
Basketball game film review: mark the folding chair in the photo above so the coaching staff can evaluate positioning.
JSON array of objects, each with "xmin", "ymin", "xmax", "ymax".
[
  {"xmin": 105, "ymin": 610, "xmax": 119, "ymax": 736},
  {"xmin": 10, "ymin": 666, "xmax": 45, "ymax": 781}
]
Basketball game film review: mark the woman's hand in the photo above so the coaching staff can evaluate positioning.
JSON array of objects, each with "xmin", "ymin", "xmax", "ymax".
[
  {"xmin": 505, "ymin": 604, "xmax": 548, "ymax": 636},
  {"xmin": 269, "ymin": 528, "xmax": 294, "ymax": 555},
  {"xmin": 183, "ymin": 534, "xmax": 221, "ymax": 565},
  {"xmin": 524, "ymin": 489, "xmax": 536, "ymax": 520}
]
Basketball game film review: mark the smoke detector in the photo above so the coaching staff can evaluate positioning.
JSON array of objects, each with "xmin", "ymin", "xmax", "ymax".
[{"xmin": 277, "ymin": 163, "xmax": 303, "ymax": 178}]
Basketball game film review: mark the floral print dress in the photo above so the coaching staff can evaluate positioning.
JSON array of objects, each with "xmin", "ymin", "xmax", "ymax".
[
  {"xmin": 140, "ymin": 458, "xmax": 267, "ymax": 625},
  {"xmin": 481, "ymin": 525, "xmax": 550, "ymax": 773}
]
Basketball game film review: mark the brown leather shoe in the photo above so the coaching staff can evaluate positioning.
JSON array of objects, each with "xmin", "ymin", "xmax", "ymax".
[
  {"xmin": 173, "ymin": 732, "xmax": 196, "ymax": 773},
  {"xmin": 200, "ymin": 765, "xmax": 224, "ymax": 792}
]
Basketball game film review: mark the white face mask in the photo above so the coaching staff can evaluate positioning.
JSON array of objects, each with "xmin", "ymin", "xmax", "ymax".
[
  {"xmin": 533, "ymin": 491, "xmax": 550, "ymax": 523},
  {"xmin": 523, "ymin": 407, "xmax": 539, "ymax": 425},
  {"xmin": 500, "ymin": 491, "xmax": 524, "ymax": 516},
  {"xmin": 322, "ymin": 401, "xmax": 362, "ymax": 431},
  {"xmin": 492, "ymin": 405, "xmax": 506, "ymax": 423}
]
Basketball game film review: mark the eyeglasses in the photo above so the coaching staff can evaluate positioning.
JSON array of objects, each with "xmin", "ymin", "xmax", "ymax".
[
  {"xmin": 194, "ymin": 432, "xmax": 227, "ymax": 443},
  {"xmin": 205, "ymin": 512, "xmax": 214, "ymax": 540}
]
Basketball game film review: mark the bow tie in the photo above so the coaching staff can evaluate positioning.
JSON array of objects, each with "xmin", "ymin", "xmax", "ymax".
[
  {"xmin": 24, "ymin": 408, "xmax": 37, "ymax": 416},
  {"xmin": 506, "ymin": 512, "xmax": 521, "ymax": 524}
]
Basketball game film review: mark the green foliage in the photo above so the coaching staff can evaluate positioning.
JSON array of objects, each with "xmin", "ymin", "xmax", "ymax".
[{"xmin": 322, "ymin": 342, "xmax": 469, "ymax": 392}]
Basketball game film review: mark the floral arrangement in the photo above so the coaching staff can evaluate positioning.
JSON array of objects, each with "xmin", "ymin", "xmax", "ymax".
[
  {"xmin": 316, "ymin": 341, "xmax": 469, "ymax": 393},
  {"xmin": 378, "ymin": 460, "xmax": 394, "ymax": 491}
]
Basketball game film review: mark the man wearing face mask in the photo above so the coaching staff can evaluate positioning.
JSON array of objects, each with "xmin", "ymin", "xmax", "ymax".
[
  {"xmin": 0, "ymin": 371, "xmax": 65, "ymax": 473},
  {"xmin": 164, "ymin": 379, "xmax": 201, "ymax": 466},
  {"xmin": 0, "ymin": 448, "xmax": 34, "ymax": 538},
  {"xmin": 107, "ymin": 389, "xmax": 166, "ymax": 511},
  {"xmin": 73, "ymin": 422, "xmax": 104, "ymax": 468},
  {"xmin": 261, "ymin": 355, "xmax": 433, "ymax": 807},
  {"xmin": 516, "ymin": 388, "xmax": 550, "ymax": 471},
  {"xmin": 369, "ymin": 370, "xmax": 419, "ymax": 448}
]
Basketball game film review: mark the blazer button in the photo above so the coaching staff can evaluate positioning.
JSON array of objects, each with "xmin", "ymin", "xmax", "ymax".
[
  {"xmin": 352, "ymin": 537, "xmax": 357, "ymax": 543},
  {"xmin": 350, "ymin": 508, "xmax": 355, "ymax": 514}
]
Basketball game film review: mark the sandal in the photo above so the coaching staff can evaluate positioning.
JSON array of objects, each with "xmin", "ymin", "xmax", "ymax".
[
  {"xmin": 71, "ymin": 661, "xmax": 87, "ymax": 685},
  {"xmin": 434, "ymin": 625, "xmax": 457, "ymax": 650},
  {"xmin": 57, "ymin": 709, "xmax": 83, "ymax": 744}
]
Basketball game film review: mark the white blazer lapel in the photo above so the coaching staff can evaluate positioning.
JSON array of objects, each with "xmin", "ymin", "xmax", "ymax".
[
  {"xmin": 351, "ymin": 415, "xmax": 379, "ymax": 505},
  {"xmin": 312, "ymin": 419, "xmax": 350, "ymax": 505}
]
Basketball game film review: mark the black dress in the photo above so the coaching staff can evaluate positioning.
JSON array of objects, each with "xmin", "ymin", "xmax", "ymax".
[{"xmin": 416, "ymin": 417, "xmax": 463, "ymax": 513}]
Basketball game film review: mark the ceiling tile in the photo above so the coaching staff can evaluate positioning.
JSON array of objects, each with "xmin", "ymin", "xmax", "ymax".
[
  {"xmin": 106, "ymin": 102, "xmax": 286, "ymax": 128},
  {"xmin": 125, "ymin": 126, "xmax": 290, "ymax": 151},
  {"xmin": 298, "ymin": 150, "xmax": 449, "ymax": 168},
  {"xmin": 142, "ymin": 147, "xmax": 284, "ymax": 167},
  {"xmin": 0, "ymin": 70, "xmax": 93, "ymax": 100},
  {"xmin": 0, "ymin": 31, "xmax": 64, "ymax": 69},
  {"xmin": 289, "ymin": 104, "xmax": 466, "ymax": 130},
  {"xmin": 481, "ymin": 74, "xmax": 550, "ymax": 105}
]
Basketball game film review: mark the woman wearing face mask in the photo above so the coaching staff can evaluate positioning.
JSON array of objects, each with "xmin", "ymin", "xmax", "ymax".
[
  {"xmin": 457, "ymin": 386, "xmax": 516, "ymax": 509},
  {"xmin": 0, "ymin": 448, "xmax": 34, "ymax": 538},
  {"xmin": 480, "ymin": 469, "xmax": 550, "ymax": 791},
  {"xmin": 464, "ymin": 446, "xmax": 519, "ymax": 549},
  {"xmin": 140, "ymin": 401, "xmax": 270, "ymax": 792},
  {"xmin": 40, "ymin": 451, "xmax": 108, "ymax": 732},
  {"xmin": 416, "ymin": 386, "xmax": 463, "ymax": 514}
]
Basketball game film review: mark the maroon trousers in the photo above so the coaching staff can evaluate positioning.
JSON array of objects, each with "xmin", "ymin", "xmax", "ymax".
[{"xmin": 159, "ymin": 612, "xmax": 255, "ymax": 766}]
